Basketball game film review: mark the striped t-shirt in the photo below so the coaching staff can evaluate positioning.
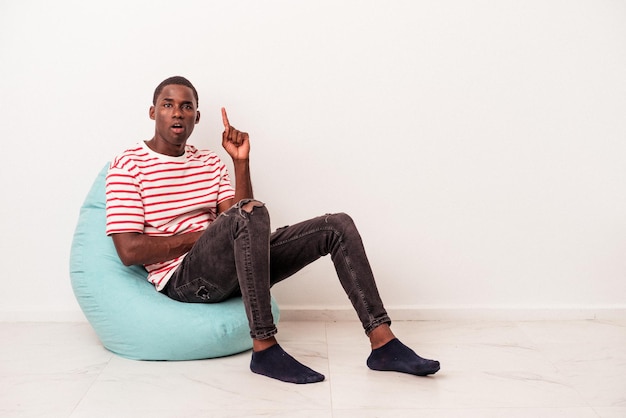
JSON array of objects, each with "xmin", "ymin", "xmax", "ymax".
[{"xmin": 105, "ymin": 141, "xmax": 235, "ymax": 290}]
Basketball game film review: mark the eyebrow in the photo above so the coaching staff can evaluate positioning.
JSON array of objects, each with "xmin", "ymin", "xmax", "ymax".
[{"xmin": 161, "ymin": 98, "xmax": 195, "ymax": 106}]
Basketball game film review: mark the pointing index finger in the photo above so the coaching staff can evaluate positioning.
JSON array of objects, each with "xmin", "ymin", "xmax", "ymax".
[{"xmin": 221, "ymin": 107, "xmax": 230, "ymax": 129}]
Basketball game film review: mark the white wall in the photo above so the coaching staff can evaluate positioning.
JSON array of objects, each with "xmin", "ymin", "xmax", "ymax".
[{"xmin": 1, "ymin": 0, "xmax": 625, "ymax": 320}]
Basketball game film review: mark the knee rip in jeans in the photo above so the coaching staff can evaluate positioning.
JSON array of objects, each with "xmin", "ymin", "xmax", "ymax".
[{"xmin": 240, "ymin": 199, "xmax": 265, "ymax": 214}]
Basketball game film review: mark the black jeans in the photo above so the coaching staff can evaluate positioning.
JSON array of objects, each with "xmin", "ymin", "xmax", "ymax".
[{"xmin": 163, "ymin": 199, "xmax": 391, "ymax": 340}]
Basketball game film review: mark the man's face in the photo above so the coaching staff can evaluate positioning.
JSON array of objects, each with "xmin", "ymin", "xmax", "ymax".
[{"xmin": 149, "ymin": 84, "xmax": 200, "ymax": 152}]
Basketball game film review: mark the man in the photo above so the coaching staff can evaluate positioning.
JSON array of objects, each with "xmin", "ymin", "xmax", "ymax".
[{"xmin": 105, "ymin": 76, "xmax": 440, "ymax": 384}]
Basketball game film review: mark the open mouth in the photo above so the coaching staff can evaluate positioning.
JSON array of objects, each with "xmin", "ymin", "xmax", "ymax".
[{"xmin": 171, "ymin": 123, "xmax": 184, "ymax": 133}]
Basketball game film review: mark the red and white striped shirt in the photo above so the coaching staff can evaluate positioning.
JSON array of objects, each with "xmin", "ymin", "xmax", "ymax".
[{"xmin": 105, "ymin": 141, "xmax": 235, "ymax": 290}]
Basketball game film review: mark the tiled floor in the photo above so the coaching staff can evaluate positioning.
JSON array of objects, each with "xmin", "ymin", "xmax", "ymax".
[{"xmin": 1, "ymin": 319, "xmax": 625, "ymax": 417}]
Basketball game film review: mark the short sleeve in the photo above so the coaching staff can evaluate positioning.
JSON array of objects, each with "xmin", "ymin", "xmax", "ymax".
[{"xmin": 105, "ymin": 164, "xmax": 145, "ymax": 235}]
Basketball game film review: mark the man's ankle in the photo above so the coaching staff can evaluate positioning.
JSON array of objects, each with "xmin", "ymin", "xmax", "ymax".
[
  {"xmin": 368, "ymin": 324, "xmax": 396, "ymax": 349},
  {"xmin": 253, "ymin": 336, "xmax": 278, "ymax": 352}
]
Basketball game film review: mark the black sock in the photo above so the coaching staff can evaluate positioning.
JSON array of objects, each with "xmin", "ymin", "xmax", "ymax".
[
  {"xmin": 250, "ymin": 344, "xmax": 325, "ymax": 384},
  {"xmin": 367, "ymin": 338, "xmax": 440, "ymax": 376}
]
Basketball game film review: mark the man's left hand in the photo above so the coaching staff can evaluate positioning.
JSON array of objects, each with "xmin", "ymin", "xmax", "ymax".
[{"xmin": 221, "ymin": 107, "xmax": 250, "ymax": 161}]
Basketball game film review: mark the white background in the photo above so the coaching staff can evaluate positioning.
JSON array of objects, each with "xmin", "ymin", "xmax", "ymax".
[{"xmin": 1, "ymin": 0, "xmax": 624, "ymax": 320}]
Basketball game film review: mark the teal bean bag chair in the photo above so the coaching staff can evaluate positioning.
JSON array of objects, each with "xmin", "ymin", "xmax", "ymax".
[{"xmin": 70, "ymin": 163, "xmax": 279, "ymax": 361}]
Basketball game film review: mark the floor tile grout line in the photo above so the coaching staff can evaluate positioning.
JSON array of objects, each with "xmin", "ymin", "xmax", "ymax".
[
  {"xmin": 68, "ymin": 349, "xmax": 115, "ymax": 417},
  {"xmin": 325, "ymin": 321, "xmax": 338, "ymax": 416}
]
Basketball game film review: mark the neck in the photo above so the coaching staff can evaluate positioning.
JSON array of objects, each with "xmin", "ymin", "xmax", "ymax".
[{"xmin": 145, "ymin": 137, "xmax": 185, "ymax": 157}]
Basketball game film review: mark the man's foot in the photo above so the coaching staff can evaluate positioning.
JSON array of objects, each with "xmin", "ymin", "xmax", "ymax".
[
  {"xmin": 250, "ymin": 344, "xmax": 325, "ymax": 384},
  {"xmin": 367, "ymin": 338, "xmax": 440, "ymax": 376}
]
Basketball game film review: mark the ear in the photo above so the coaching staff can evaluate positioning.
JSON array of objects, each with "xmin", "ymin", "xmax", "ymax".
[
  {"xmin": 149, "ymin": 106, "xmax": 155, "ymax": 120},
  {"xmin": 195, "ymin": 110, "xmax": 201, "ymax": 124}
]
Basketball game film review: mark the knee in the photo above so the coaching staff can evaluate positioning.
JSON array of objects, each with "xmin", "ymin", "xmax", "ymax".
[
  {"xmin": 324, "ymin": 212, "xmax": 357, "ymax": 233},
  {"xmin": 241, "ymin": 199, "xmax": 265, "ymax": 214},
  {"xmin": 237, "ymin": 199, "xmax": 269, "ymax": 224}
]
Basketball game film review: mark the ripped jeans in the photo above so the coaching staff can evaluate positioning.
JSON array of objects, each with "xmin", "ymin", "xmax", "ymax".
[{"xmin": 163, "ymin": 199, "xmax": 391, "ymax": 340}]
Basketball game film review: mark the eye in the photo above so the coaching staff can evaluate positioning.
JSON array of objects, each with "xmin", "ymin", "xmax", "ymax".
[
  {"xmin": 163, "ymin": 103, "xmax": 172, "ymax": 108},
  {"xmin": 184, "ymin": 104, "xmax": 193, "ymax": 110}
]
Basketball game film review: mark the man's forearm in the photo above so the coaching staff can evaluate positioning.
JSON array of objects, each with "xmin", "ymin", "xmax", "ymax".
[
  {"xmin": 111, "ymin": 231, "xmax": 204, "ymax": 266},
  {"xmin": 232, "ymin": 158, "xmax": 253, "ymax": 202}
]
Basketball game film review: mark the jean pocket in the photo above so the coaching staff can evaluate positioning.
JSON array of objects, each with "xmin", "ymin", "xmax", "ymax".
[{"xmin": 174, "ymin": 277, "xmax": 227, "ymax": 303}]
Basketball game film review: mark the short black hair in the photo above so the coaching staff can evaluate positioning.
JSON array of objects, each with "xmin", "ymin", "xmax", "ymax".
[{"xmin": 152, "ymin": 76, "xmax": 199, "ymax": 106}]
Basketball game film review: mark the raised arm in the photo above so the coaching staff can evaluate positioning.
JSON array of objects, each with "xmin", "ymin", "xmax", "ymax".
[{"xmin": 217, "ymin": 107, "xmax": 254, "ymax": 213}]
